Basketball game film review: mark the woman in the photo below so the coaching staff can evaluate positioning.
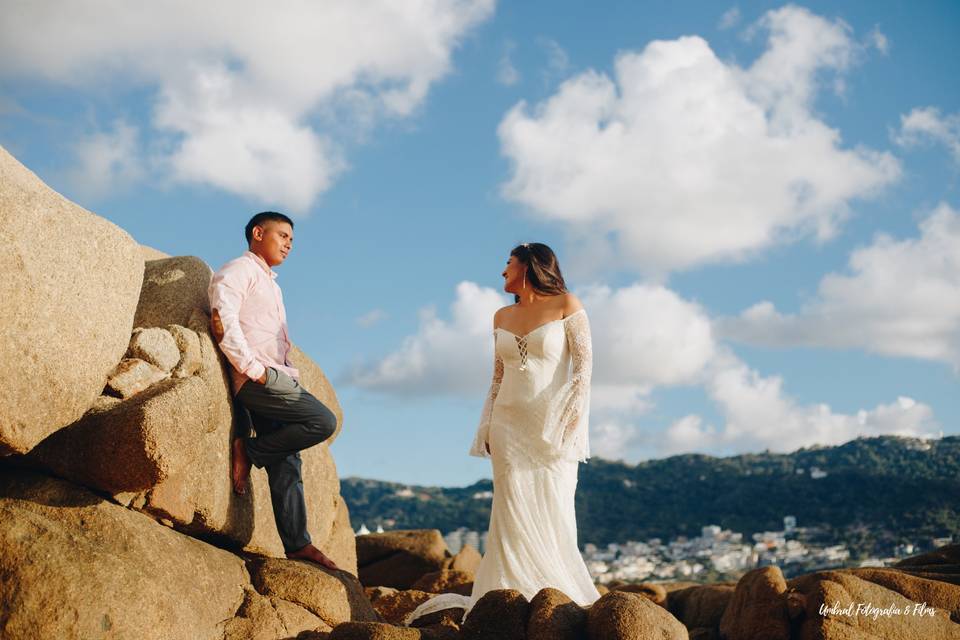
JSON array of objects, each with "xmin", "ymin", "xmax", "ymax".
[{"xmin": 408, "ymin": 243, "xmax": 599, "ymax": 623}]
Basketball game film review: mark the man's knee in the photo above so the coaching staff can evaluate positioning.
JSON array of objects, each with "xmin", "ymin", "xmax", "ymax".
[{"xmin": 307, "ymin": 403, "xmax": 337, "ymax": 444}]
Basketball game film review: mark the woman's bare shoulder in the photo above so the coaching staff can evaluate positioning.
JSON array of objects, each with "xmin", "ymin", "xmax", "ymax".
[
  {"xmin": 562, "ymin": 292, "xmax": 584, "ymax": 317},
  {"xmin": 493, "ymin": 304, "xmax": 517, "ymax": 328}
]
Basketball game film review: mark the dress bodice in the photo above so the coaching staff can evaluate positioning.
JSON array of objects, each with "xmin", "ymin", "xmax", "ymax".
[{"xmin": 470, "ymin": 309, "xmax": 593, "ymax": 464}]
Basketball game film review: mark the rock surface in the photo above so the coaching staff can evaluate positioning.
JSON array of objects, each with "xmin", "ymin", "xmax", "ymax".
[
  {"xmin": 460, "ymin": 589, "xmax": 530, "ymax": 640},
  {"xmin": 128, "ymin": 326, "xmax": 182, "ymax": 372},
  {"xmin": 719, "ymin": 566, "xmax": 790, "ymax": 640},
  {"xmin": 527, "ymin": 587, "xmax": 588, "ymax": 640},
  {"xmin": 358, "ymin": 530, "xmax": 451, "ymax": 589},
  {"xmin": 586, "ymin": 590, "xmax": 688, "ymax": 640},
  {"xmin": 0, "ymin": 144, "xmax": 143, "ymax": 455},
  {"xmin": 105, "ymin": 357, "xmax": 170, "ymax": 398},
  {"xmin": 411, "ymin": 569, "xmax": 474, "ymax": 595},
  {"xmin": 27, "ymin": 376, "xmax": 206, "ymax": 492},
  {"xmin": 0, "ymin": 470, "xmax": 247, "ymax": 640},
  {"xmin": 788, "ymin": 567, "xmax": 959, "ymax": 639},
  {"xmin": 666, "ymin": 583, "xmax": 733, "ymax": 631},
  {"xmin": 248, "ymin": 557, "xmax": 379, "ymax": 628}
]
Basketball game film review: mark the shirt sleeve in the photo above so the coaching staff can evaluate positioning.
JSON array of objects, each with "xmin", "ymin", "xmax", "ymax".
[
  {"xmin": 208, "ymin": 263, "xmax": 266, "ymax": 382},
  {"xmin": 469, "ymin": 332, "xmax": 505, "ymax": 458}
]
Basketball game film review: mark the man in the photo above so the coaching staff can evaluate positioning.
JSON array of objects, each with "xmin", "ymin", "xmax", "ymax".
[{"xmin": 208, "ymin": 211, "xmax": 339, "ymax": 570}]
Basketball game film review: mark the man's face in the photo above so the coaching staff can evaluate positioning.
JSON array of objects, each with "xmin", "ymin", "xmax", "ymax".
[{"xmin": 251, "ymin": 220, "xmax": 293, "ymax": 267}]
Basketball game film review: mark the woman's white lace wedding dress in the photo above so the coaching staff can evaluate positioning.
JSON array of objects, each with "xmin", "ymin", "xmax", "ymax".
[{"xmin": 407, "ymin": 309, "xmax": 600, "ymax": 623}]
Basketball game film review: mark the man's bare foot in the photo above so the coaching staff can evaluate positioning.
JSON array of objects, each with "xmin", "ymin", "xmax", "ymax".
[
  {"xmin": 231, "ymin": 437, "xmax": 251, "ymax": 495},
  {"xmin": 286, "ymin": 543, "xmax": 340, "ymax": 571}
]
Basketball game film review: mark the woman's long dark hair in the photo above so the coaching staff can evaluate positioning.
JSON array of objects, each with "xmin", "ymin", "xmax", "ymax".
[{"xmin": 510, "ymin": 243, "xmax": 568, "ymax": 303}]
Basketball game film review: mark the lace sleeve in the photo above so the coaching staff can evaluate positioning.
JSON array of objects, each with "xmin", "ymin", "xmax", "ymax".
[
  {"xmin": 469, "ymin": 333, "xmax": 504, "ymax": 458},
  {"xmin": 542, "ymin": 309, "xmax": 592, "ymax": 462}
]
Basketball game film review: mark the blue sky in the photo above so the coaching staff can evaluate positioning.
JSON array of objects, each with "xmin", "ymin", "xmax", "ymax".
[{"xmin": 2, "ymin": 1, "xmax": 958, "ymax": 486}]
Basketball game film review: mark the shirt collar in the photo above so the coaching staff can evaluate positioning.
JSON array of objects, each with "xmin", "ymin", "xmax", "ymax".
[{"xmin": 244, "ymin": 250, "xmax": 278, "ymax": 279}]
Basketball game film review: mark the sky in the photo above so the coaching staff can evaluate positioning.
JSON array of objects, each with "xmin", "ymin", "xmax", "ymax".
[{"xmin": 1, "ymin": 1, "xmax": 958, "ymax": 487}]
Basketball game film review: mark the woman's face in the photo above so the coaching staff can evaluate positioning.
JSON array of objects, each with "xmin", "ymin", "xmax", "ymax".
[{"xmin": 502, "ymin": 255, "xmax": 526, "ymax": 294}]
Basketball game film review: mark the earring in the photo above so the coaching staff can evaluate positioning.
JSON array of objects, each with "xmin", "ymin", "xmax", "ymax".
[{"xmin": 522, "ymin": 273, "xmax": 526, "ymax": 290}]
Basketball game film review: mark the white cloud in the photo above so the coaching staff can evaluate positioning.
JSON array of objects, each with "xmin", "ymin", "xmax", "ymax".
[
  {"xmin": 661, "ymin": 351, "xmax": 939, "ymax": 456},
  {"xmin": 346, "ymin": 278, "xmax": 941, "ymax": 461},
  {"xmin": 0, "ymin": 0, "xmax": 495, "ymax": 211},
  {"xmin": 348, "ymin": 280, "xmax": 716, "ymax": 405},
  {"xmin": 718, "ymin": 7, "xmax": 741, "ymax": 30},
  {"xmin": 344, "ymin": 281, "xmax": 509, "ymax": 395},
  {"xmin": 719, "ymin": 203, "xmax": 960, "ymax": 367},
  {"xmin": 498, "ymin": 5, "xmax": 899, "ymax": 274},
  {"xmin": 537, "ymin": 37, "xmax": 570, "ymax": 82},
  {"xmin": 497, "ymin": 41, "xmax": 521, "ymax": 86},
  {"xmin": 867, "ymin": 26, "xmax": 889, "ymax": 55},
  {"xmin": 357, "ymin": 309, "xmax": 389, "ymax": 328},
  {"xmin": 580, "ymin": 283, "xmax": 715, "ymax": 391},
  {"xmin": 894, "ymin": 107, "xmax": 960, "ymax": 162},
  {"xmin": 65, "ymin": 120, "xmax": 144, "ymax": 200}
]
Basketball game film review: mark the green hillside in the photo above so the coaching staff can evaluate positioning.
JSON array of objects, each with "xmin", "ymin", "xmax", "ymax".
[{"xmin": 342, "ymin": 435, "xmax": 959, "ymax": 555}]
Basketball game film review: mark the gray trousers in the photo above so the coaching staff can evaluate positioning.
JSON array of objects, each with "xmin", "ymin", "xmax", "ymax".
[{"xmin": 234, "ymin": 366, "xmax": 337, "ymax": 552}]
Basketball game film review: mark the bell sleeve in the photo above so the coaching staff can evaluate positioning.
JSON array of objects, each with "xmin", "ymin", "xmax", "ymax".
[
  {"xmin": 542, "ymin": 310, "xmax": 592, "ymax": 462},
  {"xmin": 469, "ymin": 332, "xmax": 504, "ymax": 458}
]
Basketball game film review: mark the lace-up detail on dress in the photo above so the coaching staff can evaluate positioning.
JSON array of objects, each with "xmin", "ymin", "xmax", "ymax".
[{"xmin": 515, "ymin": 335, "xmax": 529, "ymax": 371}]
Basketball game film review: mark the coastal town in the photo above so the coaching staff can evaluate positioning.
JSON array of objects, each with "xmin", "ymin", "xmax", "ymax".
[{"xmin": 358, "ymin": 515, "xmax": 953, "ymax": 585}]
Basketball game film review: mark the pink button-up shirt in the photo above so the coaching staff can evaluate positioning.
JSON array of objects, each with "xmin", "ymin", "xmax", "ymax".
[{"xmin": 208, "ymin": 251, "xmax": 300, "ymax": 394}]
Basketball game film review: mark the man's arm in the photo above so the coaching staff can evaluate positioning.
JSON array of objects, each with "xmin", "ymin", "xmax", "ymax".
[{"xmin": 209, "ymin": 264, "xmax": 267, "ymax": 384}]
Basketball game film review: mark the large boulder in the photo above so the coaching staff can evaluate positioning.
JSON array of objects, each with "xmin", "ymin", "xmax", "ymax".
[
  {"xmin": 0, "ymin": 469, "xmax": 247, "ymax": 640},
  {"xmin": 527, "ymin": 587, "xmax": 588, "ymax": 640},
  {"xmin": 357, "ymin": 530, "xmax": 452, "ymax": 589},
  {"xmin": 411, "ymin": 569, "xmax": 474, "ymax": 595},
  {"xmin": 0, "ymin": 144, "xmax": 143, "ymax": 454},
  {"xmin": 370, "ymin": 589, "xmax": 434, "ymax": 625},
  {"xmin": 586, "ymin": 591, "xmax": 688, "ymax": 640},
  {"xmin": 719, "ymin": 566, "xmax": 791, "ymax": 640},
  {"xmin": 223, "ymin": 587, "xmax": 329, "ymax": 639},
  {"xmin": 788, "ymin": 569, "xmax": 959, "ymax": 639},
  {"xmin": 247, "ymin": 557, "xmax": 378, "ymax": 628},
  {"xmin": 666, "ymin": 584, "xmax": 733, "ymax": 631},
  {"xmin": 26, "ymin": 375, "xmax": 207, "ymax": 492},
  {"xmin": 444, "ymin": 543, "xmax": 482, "ymax": 574},
  {"xmin": 460, "ymin": 589, "xmax": 530, "ymax": 640}
]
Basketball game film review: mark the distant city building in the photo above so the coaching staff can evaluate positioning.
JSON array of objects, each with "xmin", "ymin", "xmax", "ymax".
[
  {"xmin": 702, "ymin": 525, "xmax": 721, "ymax": 539},
  {"xmin": 784, "ymin": 516, "xmax": 797, "ymax": 534},
  {"xmin": 810, "ymin": 466, "xmax": 828, "ymax": 479}
]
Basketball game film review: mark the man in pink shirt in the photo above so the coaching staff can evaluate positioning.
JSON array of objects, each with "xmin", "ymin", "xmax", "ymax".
[{"xmin": 209, "ymin": 211, "xmax": 339, "ymax": 570}]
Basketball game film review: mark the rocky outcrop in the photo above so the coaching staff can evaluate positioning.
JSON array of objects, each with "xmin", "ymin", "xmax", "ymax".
[
  {"xmin": 527, "ymin": 587, "xmax": 588, "ymax": 640},
  {"xmin": 0, "ymin": 470, "xmax": 374, "ymax": 640},
  {"xmin": 788, "ymin": 567, "xmax": 959, "ymax": 640},
  {"xmin": 586, "ymin": 590, "xmax": 688, "ymax": 640},
  {"xmin": 370, "ymin": 589, "xmax": 434, "ymax": 625},
  {"xmin": 0, "ymin": 470, "xmax": 247, "ymax": 639},
  {"xmin": 443, "ymin": 543, "xmax": 482, "ymax": 574},
  {"xmin": 248, "ymin": 557, "xmax": 379, "ymax": 628},
  {"xmin": 358, "ymin": 530, "xmax": 452, "ymax": 589},
  {"xmin": 411, "ymin": 569, "xmax": 474, "ymax": 596},
  {"xmin": 23, "ymin": 257, "xmax": 356, "ymax": 571},
  {"xmin": 460, "ymin": 589, "xmax": 530, "ymax": 640},
  {"xmin": 666, "ymin": 583, "xmax": 733, "ymax": 633},
  {"xmin": 0, "ymin": 144, "xmax": 143, "ymax": 455},
  {"xmin": 719, "ymin": 566, "xmax": 791, "ymax": 640}
]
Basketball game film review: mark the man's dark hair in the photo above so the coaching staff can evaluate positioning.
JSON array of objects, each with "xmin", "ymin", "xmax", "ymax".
[{"xmin": 245, "ymin": 211, "xmax": 294, "ymax": 244}]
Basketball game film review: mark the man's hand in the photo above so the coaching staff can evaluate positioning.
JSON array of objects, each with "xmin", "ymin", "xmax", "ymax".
[{"xmin": 210, "ymin": 309, "xmax": 225, "ymax": 344}]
